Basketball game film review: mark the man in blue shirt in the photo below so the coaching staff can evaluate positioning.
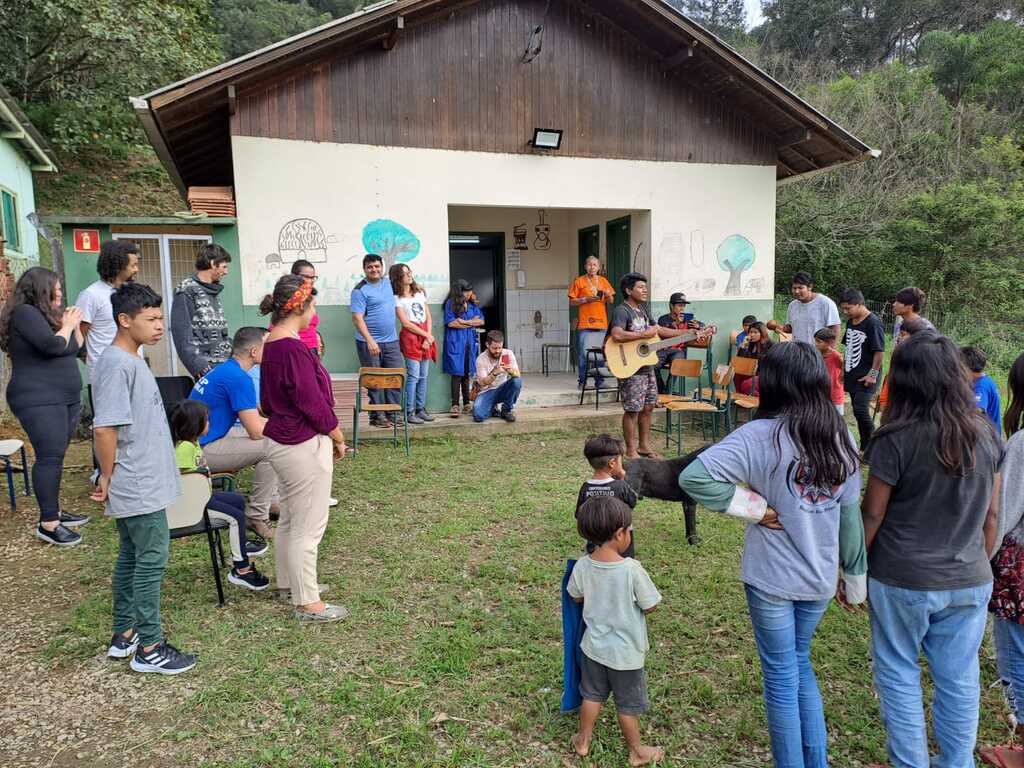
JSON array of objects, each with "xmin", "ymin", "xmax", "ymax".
[
  {"xmin": 190, "ymin": 327, "xmax": 278, "ymax": 541},
  {"xmin": 961, "ymin": 346, "xmax": 1002, "ymax": 432},
  {"xmin": 351, "ymin": 253, "xmax": 403, "ymax": 427}
]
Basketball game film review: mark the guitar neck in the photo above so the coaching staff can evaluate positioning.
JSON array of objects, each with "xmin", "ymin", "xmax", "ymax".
[{"xmin": 644, "ymin": 330, "xmax": 701, "ymax": 352}]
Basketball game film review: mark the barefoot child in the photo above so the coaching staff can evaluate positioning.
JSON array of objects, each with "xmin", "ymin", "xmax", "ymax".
[
  {"xmin": 577, "ymin": 434, "xmax": 639, "ymax": 558},
  {"xmin": 814, "ymin": 328, "xmax": 845, "ymax": 414},
  {"xmin": 568, "ymin": 496, "xmax": 663, "ymax": 767}
]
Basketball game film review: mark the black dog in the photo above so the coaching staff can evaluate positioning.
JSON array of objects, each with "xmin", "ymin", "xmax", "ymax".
[{"xmin": 624, "ymin": 446, "xmax": 709, "ymax": 545}]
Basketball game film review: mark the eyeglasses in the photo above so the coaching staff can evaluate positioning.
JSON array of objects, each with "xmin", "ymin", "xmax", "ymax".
[{"xmin": 300, "ymin": 273, "xmax": 318, "ymax": 281}]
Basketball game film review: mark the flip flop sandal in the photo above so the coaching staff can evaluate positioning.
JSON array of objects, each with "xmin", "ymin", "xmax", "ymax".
[
  {"xmin": 981, "ymin": 745, "xmax": 1024, "ymax": 768},
  {"xmin": 450, "ymin": 405, "xmax": 461, "ymax": 418},
  {"xmin": 637, "ymin": 451, "xmax": 664, "ymax": 460}
]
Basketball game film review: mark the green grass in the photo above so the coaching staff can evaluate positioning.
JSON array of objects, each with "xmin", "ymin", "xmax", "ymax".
[{"xmin": 8, "ymin": 431, "xmax": 1015, "ymax": 766}]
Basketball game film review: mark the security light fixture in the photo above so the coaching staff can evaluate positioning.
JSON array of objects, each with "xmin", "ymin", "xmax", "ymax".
[{"xmin": 530, "ymin": 128, "xmax": 563, "ymax": 151}]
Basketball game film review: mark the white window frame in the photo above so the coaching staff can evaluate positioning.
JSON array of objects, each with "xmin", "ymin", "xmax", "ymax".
[
  {"xmin": 111, "ymin": 232, "xmax": 213, "ymax": 377},
  {"xmin": 0, "ymin": 185, "xmax": 21, "ymax": 255}
]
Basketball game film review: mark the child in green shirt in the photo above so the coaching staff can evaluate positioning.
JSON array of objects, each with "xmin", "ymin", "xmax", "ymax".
[{"xmin": 170, "ymin": 400, "xmax": 270, "ymax": 591}]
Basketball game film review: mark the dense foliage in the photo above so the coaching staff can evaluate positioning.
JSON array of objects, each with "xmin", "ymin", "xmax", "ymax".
[{"xmin": 3, "ymin": 0, "xmax": 1024, "ymax": 325}]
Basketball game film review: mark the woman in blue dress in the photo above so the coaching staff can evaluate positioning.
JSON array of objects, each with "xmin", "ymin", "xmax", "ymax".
[{"xmin": 443, "ymin": 279, "xmax": 484, "ymax": 417}]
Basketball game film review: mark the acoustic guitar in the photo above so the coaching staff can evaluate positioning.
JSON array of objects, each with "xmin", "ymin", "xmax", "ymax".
[{"xmin": 603, "ymin": 326, "xmax": 717, "ymax": 379}]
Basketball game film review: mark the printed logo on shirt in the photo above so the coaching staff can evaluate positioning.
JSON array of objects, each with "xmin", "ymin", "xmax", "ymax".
[
  {"xmin": 785, "ymin": 458, "xmax": 840, "ymax": 511},
  {"xmin": 409, "ymin": 301, "xmax": 427, "ymax": 323},
  {"xmin": 844, "ymin": 328, "xmax": 867, "ymax": 373}
]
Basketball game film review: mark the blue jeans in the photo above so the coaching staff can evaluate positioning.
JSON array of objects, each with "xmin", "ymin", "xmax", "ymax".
[
  {"xmin": 405, "ymin": 357, "xmax": 430, "ymax": 413},
  {"xmin": 868, "ymin": 577, "xmax": 992, "ymax": 768},
  {"xmin": 472, "ymin": 377, "xmax": 522, "ymax": 422},
  {"xmin": 995, "ymin": 617, "xmax": 1024, "ymax": 725},
  {"xmin": 744, "ymin": 584, "xmax": 830, "ymax": 768},
  {"xmin": 577, "ymin": 329, "xmax": 605, "ymax": 386},
  {"xmin": 355, "ymin": 340, "xmax": 403, "ymax": 408}
]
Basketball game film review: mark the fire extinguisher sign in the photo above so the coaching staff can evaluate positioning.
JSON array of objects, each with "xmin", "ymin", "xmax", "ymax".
[{"xmin": 74, "ymin": 229, "xmax": 100, "ymax": 253}]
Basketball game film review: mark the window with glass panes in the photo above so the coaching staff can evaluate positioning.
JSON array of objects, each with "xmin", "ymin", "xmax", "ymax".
[{"xmin": 0, "ymin": 188, "xmax": 19, "ymax": 251}]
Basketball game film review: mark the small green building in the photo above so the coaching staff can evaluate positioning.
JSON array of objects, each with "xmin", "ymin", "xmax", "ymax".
[{"xmin": 0, "ymin": 83, "xmax": 58, "ymax": 268}]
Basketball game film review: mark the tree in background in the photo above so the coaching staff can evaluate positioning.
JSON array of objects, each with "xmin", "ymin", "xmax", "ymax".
[
  {"xmin": 0, "ymin": 0, "xmax": 220, "ymax": 153},
  {"xmin": 667, "ymin": 0, "xmax": 747, "ymax": 38},
  {"xmin": 759, "ymin": 0, "xmax": 1021, "ymax": 70},
  {"xmin": 214, "ymin": 0, "xmax": 331, "ymax": 59}
]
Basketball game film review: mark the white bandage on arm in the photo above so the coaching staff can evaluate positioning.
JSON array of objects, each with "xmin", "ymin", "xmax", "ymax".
[{"xmin": 726, "ymin": 487, "xmax": 768, "ymax": 523}]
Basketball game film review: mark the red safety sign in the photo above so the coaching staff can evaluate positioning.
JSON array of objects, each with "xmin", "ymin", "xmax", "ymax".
[{"xmin": 74, "ymin": 229, "xmax": 100, "ymax": 253}]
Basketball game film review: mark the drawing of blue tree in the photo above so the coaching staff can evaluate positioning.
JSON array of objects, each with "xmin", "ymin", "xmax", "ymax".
[
  {"xmin": 716, "ymin": 234, "xmax": 756, "ymax": 296},
  {"xmin": 362, "ymin": 219, "xmax": 421, "ymax": 264}
]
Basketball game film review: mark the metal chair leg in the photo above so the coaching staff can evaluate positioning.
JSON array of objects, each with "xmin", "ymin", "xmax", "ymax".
[
  {"xmin": 351, "ymin": 407, "xmax": 360, "ymax": 455},
  {"xmin": 20, "ymin": 446, "xmax": 30, "ymax": 495},
  {"xmin": 216, "ymin": 528, "xmax": 227, "ymax": 567},
  {"xmin": 203, "ymin": 513, "xmax": 226, "ymax": 606},
  {"xmin": 5, "ymin": 459, "xmax": 15, "ymax": 511}
]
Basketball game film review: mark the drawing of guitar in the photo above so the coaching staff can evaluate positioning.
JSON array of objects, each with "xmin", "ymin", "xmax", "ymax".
[{"xmin": 603, "ymin": 326, "xmax": 717, "ymax": 379}]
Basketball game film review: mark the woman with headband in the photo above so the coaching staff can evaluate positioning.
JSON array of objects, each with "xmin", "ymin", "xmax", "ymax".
[{"xmin": 259, "ymin": 274, "xmax": 348, "ymax": 623}]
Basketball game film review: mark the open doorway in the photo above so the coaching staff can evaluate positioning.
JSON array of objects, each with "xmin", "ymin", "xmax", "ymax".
[
  {"xmin": 447, "ymin": 205, "xmax": 649, "ymax": 375},
  {"xmin": 448, "ymin": 232, "xmax": 505, "ymax": 338}
]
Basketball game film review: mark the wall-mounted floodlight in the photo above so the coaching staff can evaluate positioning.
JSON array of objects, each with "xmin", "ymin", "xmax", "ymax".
[{"xmin": 529, "ymin": 128, "xmax": 563, "ymax": 150}]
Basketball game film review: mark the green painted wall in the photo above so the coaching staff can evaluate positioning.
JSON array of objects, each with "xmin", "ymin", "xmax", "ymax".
[
  {"xmin": 58, "ymin": 221, "xmax": 773, "ymax": 415},
  {"xmin": 0, "ymin": 137, "xmax": 41, "ymax": 262}
]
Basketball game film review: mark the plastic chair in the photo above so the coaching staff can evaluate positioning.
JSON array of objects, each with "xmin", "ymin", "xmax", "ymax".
[
  {"xmin": 166, "ymin": 472, "xmax": 228, "ymax": 605},
  {"xmin": 352, "ymin": 367, "xmax": 410, "ymax": 455},
  {"xmin": 0, "ymin": 439, "xmax": 31, "ymax": 511}
]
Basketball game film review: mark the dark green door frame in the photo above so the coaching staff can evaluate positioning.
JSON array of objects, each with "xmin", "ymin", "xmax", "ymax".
[{"xmin": 605, "ymin": 215, "xmax": 631, "ymax": 296}]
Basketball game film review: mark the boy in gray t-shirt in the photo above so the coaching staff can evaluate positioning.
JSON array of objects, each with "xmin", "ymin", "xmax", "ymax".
[
  {"xmin": 92, "ymin": 283, "xmax": 194, "ymax": 675},
  {"xmin": 567, "ymin": 496, "xmax": 663, "ymax": 766}
]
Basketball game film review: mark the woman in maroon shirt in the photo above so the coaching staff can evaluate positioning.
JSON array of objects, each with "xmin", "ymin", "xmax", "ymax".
[{"xmin": 259, "ymin": 275, "xmax": 347, "ymax": 622}]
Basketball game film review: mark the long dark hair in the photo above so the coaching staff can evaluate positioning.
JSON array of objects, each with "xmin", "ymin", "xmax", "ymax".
[
  {"xmin": 877, "ymin": 333, "xmax": 986, "ymax": 475},
  {"xmin": 447, "ymin": 279, "xmax": 476, "ymax": 315},
  {"xmin": 1005, "ymin": 352, "xmax": 1024, "ymax": 440},
  {"xmin": 757, "ymin": 342, "xmax": 859, "ymax": 487},
  {"xmin": 743, "ymin": 321, "xmax": 773, "ymax": 358},
  {"xmin": 0, "ymin": 266, "xmax": 63, "ymax": 352},
  {"xmin": 389, "ymin": 263, "xmax": 423, "ymax": 297}
]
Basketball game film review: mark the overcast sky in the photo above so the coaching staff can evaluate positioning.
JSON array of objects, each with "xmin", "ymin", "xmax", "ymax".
[{"xmin": 745, "ymin": 0, "xmax": 765, "ymax": 27}]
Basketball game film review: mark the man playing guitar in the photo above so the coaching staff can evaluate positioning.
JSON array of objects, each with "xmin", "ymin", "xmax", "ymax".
[
  {"xmin": 655, "ymin": 291, "xmax": 703, "ymax": 394},
  {"xmin": 608, "ymin": 273, "xmax": 700, "ymax": 459}
]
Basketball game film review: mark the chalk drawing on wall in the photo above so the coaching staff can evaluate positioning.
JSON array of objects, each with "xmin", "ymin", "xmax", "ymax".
[
  {"xmin": 716, "ymin": 234, "xmax": 756, "ymax": 296},
  {"xmin": 268, "ymin": 218, "xmax": 336, "ymax": 266},
  {"xmin": 744, "ymin": 278, "xmax": 766, "ymax": 295},
  {"xmin": 689, "ymin": 229, "xmax": 705, "ymax": 267},
  {"xmin": 534, "ymin": 210, "xmax": 551, "ymax": 250},
  {"xmin": 513, "ymin": 223, "xmax": 528, "ymax": 250},
  {"xmin": 656, "ymin": 232, "xmax": 685, "ymax": 294},
  {"xmin": 362, "ymin": 219, "xmax": 421, "ymax": 264}
]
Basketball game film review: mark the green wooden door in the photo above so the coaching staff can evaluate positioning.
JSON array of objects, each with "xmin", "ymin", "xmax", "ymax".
[
  {"xmin": 577, "ymin": 225, "xmax": 599, "ymax": 275},
  {"xmin": 605, "ymin": 215, "xmax": 631, "ymax": 297}
]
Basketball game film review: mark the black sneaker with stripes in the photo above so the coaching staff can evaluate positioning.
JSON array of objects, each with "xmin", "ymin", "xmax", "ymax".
[
  {"xmin": 107, "ymin": 630, "xmax": 140, "ymax": 659},
  {"xmin": 129, "ymin": 641, "xmax": 197, "ymax": 675}
]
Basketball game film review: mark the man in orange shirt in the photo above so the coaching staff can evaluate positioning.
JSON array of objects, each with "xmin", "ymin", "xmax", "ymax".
[{"xmin": 568, "ymin": 256, "xmax": 615, "ymax": 389}]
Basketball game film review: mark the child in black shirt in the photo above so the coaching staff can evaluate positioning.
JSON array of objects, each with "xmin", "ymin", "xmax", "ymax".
[{"xmin": 577, "ymin": 434, "xmax": 639, "ymax": 557}]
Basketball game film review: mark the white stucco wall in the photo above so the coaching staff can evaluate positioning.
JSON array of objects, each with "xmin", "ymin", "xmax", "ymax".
[
  {"xmin": 232, "ymin": 136, "xmax": 776, "ymax": 306},
  {"xmin": 0, "ymin": 137, "xmax": 40, "ymax": 261}
]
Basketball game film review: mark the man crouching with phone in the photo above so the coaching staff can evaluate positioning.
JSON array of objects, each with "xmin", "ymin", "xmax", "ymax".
[{"xmin": 472, "ymin": 329, "xmax": 522, "ymax": 423}]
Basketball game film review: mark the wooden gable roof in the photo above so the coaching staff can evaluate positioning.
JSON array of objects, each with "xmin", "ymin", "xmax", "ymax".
[{"xmin": 134, "ymin": 0, "xmax": 875, "ymax": 197}]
